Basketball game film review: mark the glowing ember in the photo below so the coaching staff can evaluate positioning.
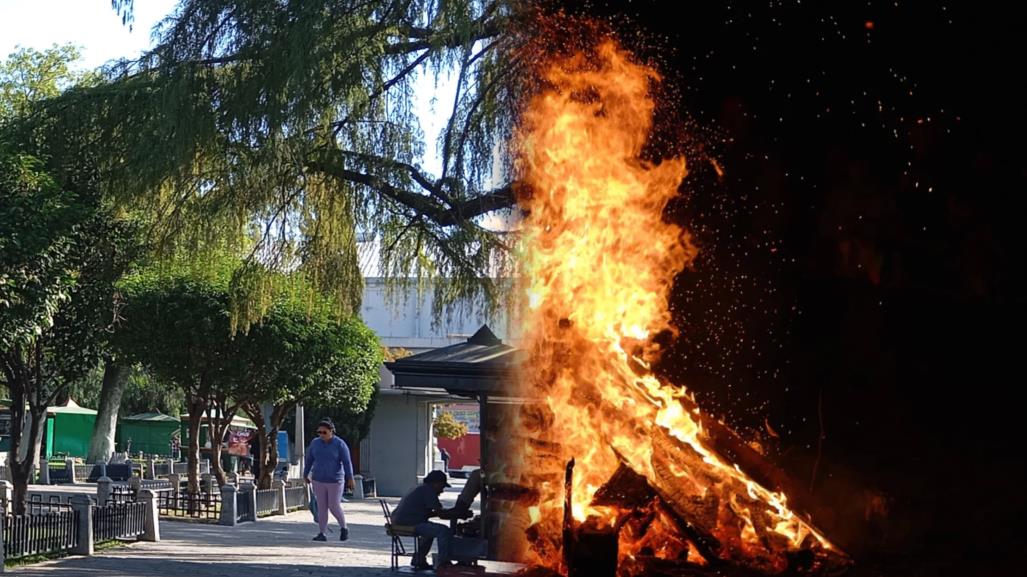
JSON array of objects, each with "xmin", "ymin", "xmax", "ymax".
[{"xmin": 505, "ymin": 38, "xmax": 847, "ymax": 575}]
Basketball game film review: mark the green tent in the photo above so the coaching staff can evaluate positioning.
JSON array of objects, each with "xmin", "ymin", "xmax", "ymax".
[
  {"xmin": 117, "ymin": 412, "xmax": 181, "ymax": 456},
  {"xmin": 45, "ymin": 399, "xmax": 97, "ymax": 459}
]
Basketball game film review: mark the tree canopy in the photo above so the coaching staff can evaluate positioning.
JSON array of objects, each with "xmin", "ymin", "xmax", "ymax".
[
  {"xmin": 0, "ymin": 44, "xmax": 90, "ymax": 122},
  {"xmin": 112, "ymin": 261, "xmax": 382, "ymax": 486},
  {"xmin": 27, "ymin": 0, "xmax": 529, "ymax": 325}
]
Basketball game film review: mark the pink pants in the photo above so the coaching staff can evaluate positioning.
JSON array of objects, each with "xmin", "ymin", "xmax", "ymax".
[{"xmin": 311, "ymin": 480, "xmax": 347, "ymax": 534}]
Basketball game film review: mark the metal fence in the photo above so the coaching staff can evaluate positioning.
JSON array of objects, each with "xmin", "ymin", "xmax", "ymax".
[
  {"xmin": 157, "ymin": 490, "xmax": 221, "ymax": 521},
  {"xmin": 92, "ymin": 502, "xmax": 147, "ymax": 542},
  {"xmin": 2, "ymin": 509, "xmax": 79, "ymax": 560},
  {"xmin": 27, "ymin": 494, "xmax": 73, "ymax": 515},
  {"xmin": 236, "ymin": 489, "xmax": 254, "ymax": 523},
  {"xmin": 140, "ymin": 479, "xmax": 174, "ymax": 492},
  {"xmin": 109, "ymin": 484, "xmax": 135, "ymax": 505},
  {"xmin": 151, "ymin": 462, "xmax": 210, "ymax": 477},
  {"xmin": 284, "ymin": 485, "xmax": 307, "ymax": 510},
  {"xmin": 255, "ymin": 489, "xmax": 278, "ymax": 517},
  {"xmin": 48, "ymin": 465, "xmax": 72, "ymax": 483},
  {"xmin": 109, "ymin": 479, "xmax": 175, "ymax": 505}
]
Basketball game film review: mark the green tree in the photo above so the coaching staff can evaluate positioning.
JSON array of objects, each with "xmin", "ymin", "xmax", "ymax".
[
  {"xmin": 113, "ymin": 263, "xmax": 382, "ymax": 489},
  {"xmin": 118, "ymin": 369, "xmax": 186, "ymax": 417},
  {"xmin": 112, "ymin": 268, "xmax": 246, "ymax": 490},
  {"xmin": 241, "ymin": 302, "xmax": 382, "ymax": 488},
  {"xmin": 0, "ymin": 150, "xmax": 134, "ymax": 513},
  {"xmin": 433, "ymin": 411, "xmax": 468, "ymax": 439},
  {"xmin": 1, "ymin": 41, "xmax": 146, "ymax": 470},
  {"xmin": 0, "ymin": 44, "xmax": 87, "ymax": 122}
]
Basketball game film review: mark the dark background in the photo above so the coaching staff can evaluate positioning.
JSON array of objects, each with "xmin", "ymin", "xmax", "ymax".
[{"xmin": 556, "ymin": 1, "xmax": 1025, "ymax": 575}]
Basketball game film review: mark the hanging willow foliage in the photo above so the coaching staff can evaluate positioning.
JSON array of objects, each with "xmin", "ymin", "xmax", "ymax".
[{"xmin": 23, "ymin": 0, "xmax": 531, "ymax": 326}]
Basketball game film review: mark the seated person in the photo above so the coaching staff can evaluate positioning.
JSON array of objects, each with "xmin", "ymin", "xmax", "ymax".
[{"xmin": 391, "ymin": 470, "xmax": 465, "ymax": 571}]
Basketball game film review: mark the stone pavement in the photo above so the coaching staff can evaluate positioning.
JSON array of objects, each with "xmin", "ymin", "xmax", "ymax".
[{"xmin": 10, "ymin": 481, "xmax": 520, "ymax": 577}]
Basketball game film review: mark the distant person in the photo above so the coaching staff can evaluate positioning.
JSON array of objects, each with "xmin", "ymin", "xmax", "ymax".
[
  {"xmin": 391, "ymin": 471, "xmax": 466, "ymax": 571},
  {"xmin": 303, "ymin": 419, "xmax": 354, "ymax": 542},
  {"xmin": 439, "ymin": 446, "xmax": 451, "ymax": 472}
]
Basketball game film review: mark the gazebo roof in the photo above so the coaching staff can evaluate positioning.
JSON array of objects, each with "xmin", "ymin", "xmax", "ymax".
[{"xmin": 385, "ymin": 325, "xmax": 522, "ymax": 397}]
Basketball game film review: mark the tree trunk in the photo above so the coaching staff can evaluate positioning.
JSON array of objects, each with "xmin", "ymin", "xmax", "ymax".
[
  {"xmin": 3, "ymin": 346, "xmax": 49, "ymax": 516},
  {"xmin": 243, "ymin": 402, "xmax": 273, "ymax": 489},
  {"xmin": 207, "ymin": 401, "xmax": 237, "ymax": 487},
  {"xmin": 261, "ymin": 403, "xmax": 293, "ymax": 489},
  {"xmin": 11, "ymin": 408, "xmax": 47, "ymax": 516},
  {"xmin": 209, "ymin": 428, "xmax": 227, "ymax": 486},
  {"xmin": 186, "ymin": 398, "xmax": 204, "ymax": 494},
  {"xmin": 87, "ymin": 360, "xmax": 131, "ymax": 463},
  {"xmin": 259, "ymin": 429, "xmax": 278, "ymax": 490}
]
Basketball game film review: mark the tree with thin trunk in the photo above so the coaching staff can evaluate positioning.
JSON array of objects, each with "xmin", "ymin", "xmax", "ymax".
[
  {"xmin": 111, "ymin": 267, "xmax": 245, "ymax": 493},
  {"xmin": 240, "ymin": 304, "xmax": 381, "ymax": 488}
]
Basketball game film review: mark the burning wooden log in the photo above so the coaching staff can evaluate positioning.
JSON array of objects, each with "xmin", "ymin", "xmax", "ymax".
[
  {"xmin": 591, "ymin": 461, "xmax": 656, "ymax": 510},
  {"xmin": 679, "ymin": 396, "xmax": 820, "ymax": 521},
  {"xmin": 590, "ymin": 460, "xmax": 723, "ymax": 565}
]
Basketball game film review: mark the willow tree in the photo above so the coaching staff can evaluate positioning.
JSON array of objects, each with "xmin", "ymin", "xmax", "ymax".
[{"xmin": 69, "ymin": 0, "xmax": 530, "ymax": 324}]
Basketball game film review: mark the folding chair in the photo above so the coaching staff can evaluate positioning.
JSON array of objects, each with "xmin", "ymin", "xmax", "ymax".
[{"xmin": 380, "ymin": 498, "xmax": 420, "ymax": 571}]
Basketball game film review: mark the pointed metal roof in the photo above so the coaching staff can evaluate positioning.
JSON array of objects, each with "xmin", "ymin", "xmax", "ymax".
[{"xmin": 385, "ymin": 324, "xmax": 522, "ymax": 397}]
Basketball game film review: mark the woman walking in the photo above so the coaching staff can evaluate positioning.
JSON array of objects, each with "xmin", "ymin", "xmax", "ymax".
[{"xmin": 304, "ymin": 418, "xmax": 355, "ymax": 541}]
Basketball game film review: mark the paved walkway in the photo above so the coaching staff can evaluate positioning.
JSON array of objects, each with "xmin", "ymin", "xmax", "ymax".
[{"xmin": 11, "ymin": 482, "xmax": 519, "ymax": 577}]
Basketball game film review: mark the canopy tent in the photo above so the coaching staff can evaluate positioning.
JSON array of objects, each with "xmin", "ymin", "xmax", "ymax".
[
  {"xmin": 45, "ymin": 399, "xmax": 97, "ymax": 459},
  {"xmin": 117, "ymin": 412, "xmax": 180, "ymax": 456}
]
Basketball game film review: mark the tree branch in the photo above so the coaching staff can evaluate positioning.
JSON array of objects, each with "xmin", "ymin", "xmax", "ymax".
[
  {"xmin": 385, "ymin": 18, "xmax": 502, "ymax": 55},
  {"xmin": 307, "ymin": 154, "xmax": 513, "ymax": 226}
]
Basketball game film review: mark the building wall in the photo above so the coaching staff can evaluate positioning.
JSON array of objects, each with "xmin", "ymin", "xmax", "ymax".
[
  {"xmin": 360, "ymin": 277, "xmax": 513, "ymax": 351},
  {"xmin": 365, "ymin": 392, "xmax": 433, "ymax": 496}
]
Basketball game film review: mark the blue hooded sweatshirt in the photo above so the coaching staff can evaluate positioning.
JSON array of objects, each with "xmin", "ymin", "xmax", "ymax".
[{"xmin": 303, "ymin": 435, "xmax": 354, "ymax": 483}]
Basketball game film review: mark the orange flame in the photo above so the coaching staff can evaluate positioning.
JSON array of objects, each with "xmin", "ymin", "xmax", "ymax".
[{"xmin": 508, "ymin": 39, "xmax": 841, "ymax": 574}]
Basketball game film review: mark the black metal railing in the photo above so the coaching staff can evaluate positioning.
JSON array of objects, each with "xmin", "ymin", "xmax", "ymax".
[
  {"xmin": 140, "ymin": 479, "xmax": 174, "ymax": 492},
  {"xmin": 2, "ymin": 509, "xmax": 79, "ymax": 560},
  {"xmin": 255, "ymin": 488, "xmax": 278, "ymax": 517},
  {"xmin": 156, "ymin": 490, "xmax": 221, "ymax": 521},
  {"xmin": 92, "ymin": 502, "xmax": 147, "ymax": 542},
  {"xmin": 27, "ymin": 494, "xmax": 73, "ymax": 515},
  {"xmin": 284, "ymin": 486, "xmax": 307, "ymax": 510},
  {"xmin": 48, "ymin": 465, "xmax": 71, "ymax": 484},
  {"xmin": 109, "ymin": 484, "xmax": 135, "ymax": 504},
  {"xmin": 236, "ymin": 490, "xmax": 253, "ymax": 522},
  {"xmin": 73, "ymin": 464, "xmax": 95, "ymax": 481}
]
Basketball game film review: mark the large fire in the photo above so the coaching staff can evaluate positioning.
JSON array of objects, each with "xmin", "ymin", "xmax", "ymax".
[{"xmin": 503, "ymin": 39, "xmax": 848, "ymax": 575}]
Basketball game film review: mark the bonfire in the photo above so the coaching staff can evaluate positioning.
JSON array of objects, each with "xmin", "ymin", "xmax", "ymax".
[{"xmin": 495, "ymin": 38, "xmax": 852, "ymax": 577}]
